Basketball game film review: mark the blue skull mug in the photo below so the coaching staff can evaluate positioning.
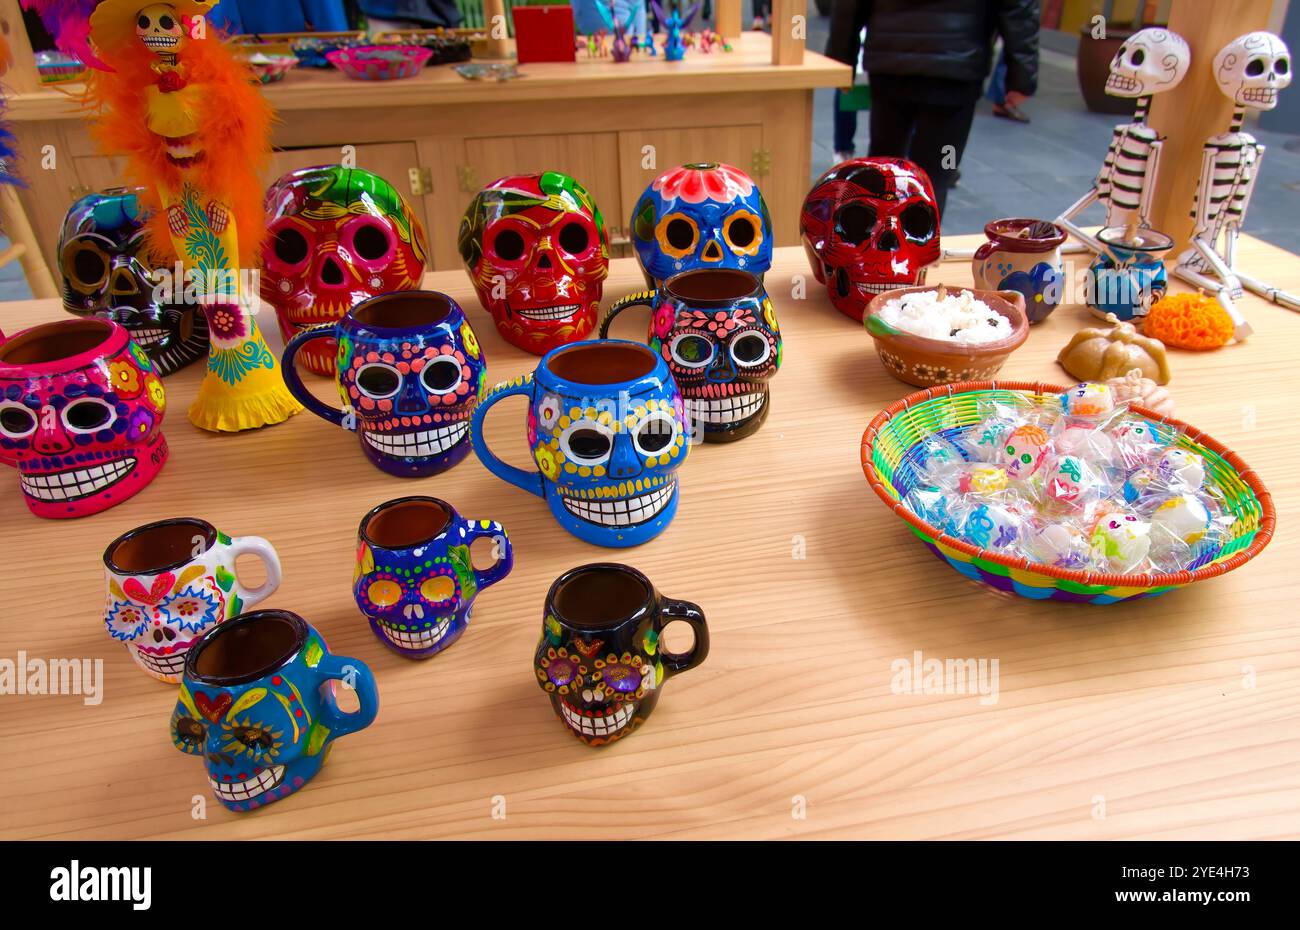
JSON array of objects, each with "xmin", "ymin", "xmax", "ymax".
[{"xmin": 471, "ymin": 340, "xmax": 690, "ymax": 547}]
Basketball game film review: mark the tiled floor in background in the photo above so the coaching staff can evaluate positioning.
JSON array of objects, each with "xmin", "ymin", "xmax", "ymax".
[{"xmin": 3, "ymin": 12, "xmax": 1298, "ymax": 303}]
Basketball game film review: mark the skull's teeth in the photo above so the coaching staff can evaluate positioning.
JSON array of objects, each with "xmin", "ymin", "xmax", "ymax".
[
  {"xmin": 133, "ymin": 648, "xmax": 187, "ymax": 676},
  {"xmin": 855, "ymin": 282, "xmax": 906, "ymax": 295},
  {"xmin": 561, "ymin": 480, "xmax": 675, "ymax": 527},
  {"xmin": 130, "ymin": 328, "xmax": 169, "ymax": 347},
  {"xmin": 20, "ymin": 459, "xmax": 136, "ymax": 501},
  {"xmin": 686, "ymin": 393, "xmax": 765, "ymax": 425},
  {"xmin": 209, "ymin": 765, "xmax": 285, "ymax": 802},
  {"xmin": 378, "ymin": 618, "xmax": 452, "ymax": 650},
  {"xmin": 514, "ymin": 303, "xmax": 580, "ymax": 321},
  {"xmin": 560, "ymin": 701, "xmax": 636, "ymax": 738},
  {"xmin": 363, "ymin": 422, "xmax": 468, "ymax": 458}
]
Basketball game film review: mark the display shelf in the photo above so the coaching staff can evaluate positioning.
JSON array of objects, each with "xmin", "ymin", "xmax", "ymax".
[{"xmin": 1, "ymin": 236, "xmax": 1296, "ymax": 840}]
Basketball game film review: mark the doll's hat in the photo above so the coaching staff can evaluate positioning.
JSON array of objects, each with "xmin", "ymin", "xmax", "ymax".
[{"xmin": 89, "ymin": 0, "xmax": 219, "ymax": 58}]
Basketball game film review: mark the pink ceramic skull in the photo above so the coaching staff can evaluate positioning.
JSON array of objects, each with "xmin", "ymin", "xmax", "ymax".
[{"xmin": 0, "ymin": 319, "xmax": 168, "ymax": 518}]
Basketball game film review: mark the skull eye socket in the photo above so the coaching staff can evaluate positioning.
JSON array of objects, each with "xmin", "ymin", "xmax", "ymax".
[
  {"xmin": 272, "ymin": 227, "xmax": 310, "ymax": 268},
  {"xmin": 633, "ymin": 411, "xmax": 679, "ymax": 457},
  {"xmin": 62, "ymin": 399, "xmax": 115, "ymax": 434},
  {"xmin": 159, "ymin": 14, "xmax": 175, "ymax": 30},
  {"xmin": 1129, "ymin": 48, "xmax": 1145, "ymax": 66},
  {"xmin": 1246, "ymin": 58, "xmax": 1267, "ymax": 77},
  {"xmin": 232, "ymin": 725, "xmax": 275, "ymax": 751},
  {"xmin": 669, "ymin": 333, "xmax": 715, "ymax": 369},
  {"xmin": 175, "ymin": 716, "xmax": 205, "ymax": 746},
  {"xmin": 420, "ymin": 575, "xmax": 456, "ymax": 603},
  {"xmin": 366, "ymin": 579, "xmax": 402, "ymax": 607},
  {"xmin": 355, "ymin": 363, "xmax": 402, "ymax": 399},
  {"xmin": 657, "ymin": 213, "xmax": 699, "ymax": 259},
  {"xmin": 835, "ymin": 203, "xmax": 876, "ymax": 245},
  {"xmin": 561, "ymin": 421, "xmax": 613, "ymax": 464},
  {"xmin": 350, "ymin": 222, "xmax": 393, "ymax": 263},
  {"xmin": 1277, "ymin": 57, "xmax": 1290, "ymax": 76},
  {"xmin": 723, "ymin": 210, "xmax": 763, "ymax": 255},
  {"xmin": 546, "ymin": 657, "xmax": 578, "ymax": 687},
  {"xmin": 70, "ymin": 245, "xmax": 109, "ymax": 289},
  {"xmin": 730, "ymin": 331, "xmax": 771, "ymax": 367},
  {"xmin": 492, "ymin": 229, "xmax": 526, "ymax": 262},
  {"xmin": 419, "ymin": 357, "xmax": 463, "ymax": 395},
  {"xmin": 602, "ymin": 662, "xmax": 642, "ymax": 693},
  {"xmin": 557, "ymin": 222, "xmax": 590, "ymax": 255},
  {"xmin": 0, "ymin": 402, "xmax": 37, "ymax": 439},
  {"xmin": 901, "ymin": 202, "xmax": 937, "ymax": 242},
  {"xmin": 137, "ymin": 14, "xmax": 151, "ymax": 29}
]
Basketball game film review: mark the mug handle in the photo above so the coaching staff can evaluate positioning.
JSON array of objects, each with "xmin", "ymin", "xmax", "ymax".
[
  {"xmin": 462, "ymin": 519, "xmax": 514, "ymax": 589},
  {"xmin": 314, "ymin": 654, "xmax": 379, "ymax": 739},
  {"xmin": 654, "ymin": 597, "xmax": 709, "ymax": 677},
  {"xmin": 223, "ymin": 535, "xmax": 282, "ymax": 607},
  {"xmin": 281, "ymin": 325, "xmax": 346, "ymax": 427},
  {"xmin": 470, "ymin": 375, "xmax": 544, "ymax": 499},
  {"xmin": 598, "ymin": 290, "xmax": 657, "ymax": 338}
]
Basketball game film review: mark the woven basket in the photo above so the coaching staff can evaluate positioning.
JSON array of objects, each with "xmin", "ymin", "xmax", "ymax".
[{"xmin": 860, "ymin": 380, "xmax": 1276, "ymax": 604}]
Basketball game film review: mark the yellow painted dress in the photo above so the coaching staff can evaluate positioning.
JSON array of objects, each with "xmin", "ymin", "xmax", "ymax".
[{"xmin": 146, "ymin": 64, "xmax": 301, "ymax": 432}]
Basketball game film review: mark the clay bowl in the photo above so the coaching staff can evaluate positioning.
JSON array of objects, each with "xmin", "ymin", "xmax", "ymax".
[{"xmin": 864, "ymin": 285, "xmax": 1029, "ymax": 388}]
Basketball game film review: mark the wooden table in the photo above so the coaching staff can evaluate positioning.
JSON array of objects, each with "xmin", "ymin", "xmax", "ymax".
[{"xmin": 1, "ymin": 236, "xmax": 1297, "ymax": 840}]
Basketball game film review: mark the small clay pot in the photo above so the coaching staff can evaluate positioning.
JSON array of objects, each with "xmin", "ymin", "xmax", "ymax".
[{"xmin": 865, "ymin": 285, "xmax": 1030, "ymax": 388}]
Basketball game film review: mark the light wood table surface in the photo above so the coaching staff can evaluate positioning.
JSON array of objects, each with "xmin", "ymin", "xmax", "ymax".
[{"xmin": 1, "ymin": 235, "xmax": 1297, "ymax": 840}]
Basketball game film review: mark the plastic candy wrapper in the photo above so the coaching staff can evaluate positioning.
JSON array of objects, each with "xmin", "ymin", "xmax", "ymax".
[
  {"xmin": 1035, "ymin": 452, "xmax": 1111, "ymax": 513},
  {"xmin": 949, "ymin": 498, "xmax": 1028, "ymax": 552},
  {"xmin": 1024, "ymin": 520, "xmax": 1091, "ymax": 570},
  {"xmin": 914, "ymin": 434, "xmax": 966, "ymax": 487},
  {"xmin": 1087, "ymin": 507, "xmax": 1152, "ymax": 573},
  {"xmin": 958, "ymin": 393, "xmax": 1040, "ymax": 463},
  {"xmin": 1110, "ymin": 417, "xmax": 1168, "ymax": 470}
]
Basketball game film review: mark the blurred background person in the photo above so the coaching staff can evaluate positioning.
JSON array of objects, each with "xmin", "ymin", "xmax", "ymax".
[
  {"xmin": 357, "ymin": 0, "xmax": 462, "ymax": 29},
  {"xmin": 986, "ymin": 46, "xmax": 1032, "ymax": 123},
  {"xmin": 863, "ymin": 0, "xmax": 1039, "ymax": 216},
  {"xmin": 825, "ymin": 0, "xmax": 869, "ymax": 163},
  {"xmin": 209, "ymin": 0, "xmax": 350, "ymax": 33}
]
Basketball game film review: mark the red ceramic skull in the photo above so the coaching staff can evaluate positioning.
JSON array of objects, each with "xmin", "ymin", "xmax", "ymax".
[
  {"xmin": 261, "ymin": 165, "xmax": 428, "ymax": 376},
  {"xmin": 800, "ymin": 158, "xmax": 941, "ymax": 321},
  {"xmin": 458, "ymin": 171, "xmax": 609, "ymax": 355}
]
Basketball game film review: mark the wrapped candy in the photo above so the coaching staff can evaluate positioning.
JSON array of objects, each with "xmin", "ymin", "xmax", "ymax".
[
  {"xmin": 1001, "ymin": 424, "xmax": 1052, "ymax": 481},
  {"xmin": 1062, "ymin": 381, "xmax": 1116, "ymax": 419},
  {"xmin": 1149, "ymin": 493, "xmax": 1212, "ymax": 546},
  {"xmin": 1039, "ymin": 453, "xmax": 1107, "ymax": 511},
  {"xmin": 1111, "ymin": 418, "xmax": 1167, "ymax": 469},
  {"xmin": 902, "ymin": 487, "xmax": 954, "ymax": 532},
  {"xmin": 916, "ymin": 434, "xmax": 965, "ymax": 486},
  {"xmin": 1088, "ymin": 509, "xmax": 1152, "ymax": 572},
  {"xmin": 958, "ymin": 464, "xmax": 1009, "ymax": 495},
  {"xmin": 1025, "ymin": 521, "xmax": 1091, "ymax": 569},
  {"xmin": 1156, "ymin": 448, "xmax": 1205, "ymax": 492},
  {"xmin": 953, "ymin": 500, "xmax": 1026, "ymax": 551}
]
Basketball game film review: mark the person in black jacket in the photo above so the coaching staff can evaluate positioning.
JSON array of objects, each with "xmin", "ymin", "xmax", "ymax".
[{"xmin": 850, "ymin": 0, "xmax": 1039, "ymax": 216}]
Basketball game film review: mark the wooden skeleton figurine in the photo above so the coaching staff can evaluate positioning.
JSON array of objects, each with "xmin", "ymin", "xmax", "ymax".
[
  {"xmin": 1174, "ymin": 31, "xmax": 1295, "ymax": 339},
  {"xmin": 1057, "ymin": 27, "xmax": 1190, "ymax": 254}
]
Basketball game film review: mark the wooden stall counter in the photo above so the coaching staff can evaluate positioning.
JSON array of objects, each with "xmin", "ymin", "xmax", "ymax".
[{"xmin": 0, "ymin": 237, "xmax": 1297, "ymax": 840}]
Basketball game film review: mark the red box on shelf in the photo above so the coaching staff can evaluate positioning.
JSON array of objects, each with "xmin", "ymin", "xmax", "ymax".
[{"xmin": 512, "ymin": 5, "xmax": 577, "ymax": 64}]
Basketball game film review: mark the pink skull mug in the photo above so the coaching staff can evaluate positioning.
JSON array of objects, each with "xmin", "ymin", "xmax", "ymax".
[{"xmin": 0, "ymin": 318, "xmax": 169, "ymax": 518}]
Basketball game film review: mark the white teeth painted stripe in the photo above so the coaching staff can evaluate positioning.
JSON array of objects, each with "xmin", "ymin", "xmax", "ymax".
[
  {"xmin": 379, "ymin": 618, "xmax": 452, "ymax": 650},
  {"xmin": 685, "ymin": 393, "xmax": 765, "ymax": 425},
  {"xmin": 19, "ymin": 458, "xmax": 136, "ymax": 501},
  {"xmin": 561, "ymin": 480, "xmax": 675, "ymax": 527},
  {"xmin": 514, "ymin": 303, "xmax": 580, "ymax": 321},
  {"xmin": 854, "ymin": 282, "xmax": 904, "ymax": 295},
  {"xmin": 209, "ymin": 765, "xmax": 285, "ymax": 802},
  {"xmin": 130, "ymin": 328, "xmax": 169, "ymax": 347},
  {"xmin": 134, "ymin": 650, "xmax": 187, "ymax": 675},
  {"xmin": 561, "ymin": 702, "xmax": 635, "ymax": 737},
  {"xmin": 364, "ymin": 422, "xmax": 468, "ymax": 458}
]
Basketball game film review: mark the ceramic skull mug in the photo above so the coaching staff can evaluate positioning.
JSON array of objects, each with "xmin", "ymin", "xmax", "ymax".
[
  {"xmin": 1105, "ymin": 27, "xmax": 1191, "ymax": 97},
  {"xmin": 458, "ymin": 171, "xmax": 609, "ymax": 355},
  {"xmin": 1214, "ymin": 31, "xmax": 1292, "ymax": 109},
  {"xmin": 262, "ymin": 165, "xmax": 429, "ymax": 376},
  {"xmin": 631, "ymin": 162, "xmax": 773, "ymax": 288},
  {"xmin": 600, "ymin": 268, "xmax": 782, "ymax": 442},
  {"xmin": 0, "ymin": 319, "xmax": 168, "ymax": 518},
  {"xmin": 58, "ymin": 188, "xmax": 209, "ymax": 375},
  {"xmin": 800, "ymin": 157, "xmax": 941, "ymax": 321}
]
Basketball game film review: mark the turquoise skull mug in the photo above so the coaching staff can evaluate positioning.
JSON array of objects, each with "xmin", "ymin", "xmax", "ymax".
[{"xmin": 470, "ymin": 340, "xmax": 690, "ymax": 547}]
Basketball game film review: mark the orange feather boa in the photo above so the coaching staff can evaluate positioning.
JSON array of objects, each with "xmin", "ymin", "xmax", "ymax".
[{"xmin": 83, "ymin": 31, "xmax": 272, "ymax": 267}]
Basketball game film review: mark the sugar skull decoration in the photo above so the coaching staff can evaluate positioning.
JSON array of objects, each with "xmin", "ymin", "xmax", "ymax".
[
  {"xmin": 1089, "ymin": 509, "xmax": 1152, "ymax": 572},
  {"xmin": 1064, "ymin": 382, "xmax": 1115, "ymax": 419},
  {"xmin": 58, "ymin": 188, "xmax": 209, "ymax": 376},
  {"xmin": 1214, "ymin": 31, "xmax": 1291, "ymax": 110},
  {"xmin": 631, "ymin": 162, "xmax": 773, "ymax": 288},
  {"xmin": 262, "ymin": 165, "xmax": 428, "ymax": 377},
  {"xmin": 458, "ymin": 171, "xmax": 609, "ymax": 355},
  {"xmin": 0, "ymin": 319, "xmax": 167, "ymax": 519},
  {"xmin": 800, "ymin": 157, "xmax": 941, "ymax": 321},
  {"xmin": 1106, "ymin": 28, "xmax": 1192, "ymax": 98},
  {"xmin": 1002, "ymin": 425, "xmax": 1051, "ymax": 480},
  {"xmin": 171, "ymin": 610, "xmax": 378, "ymax": 812}
]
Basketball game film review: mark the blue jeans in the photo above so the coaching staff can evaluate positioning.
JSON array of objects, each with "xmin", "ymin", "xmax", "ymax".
[{"xmin": 986, "ymin": 57, "xmax": 1008, "ymax": 105}]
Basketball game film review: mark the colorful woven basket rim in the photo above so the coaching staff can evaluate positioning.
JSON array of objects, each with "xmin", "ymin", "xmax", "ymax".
[{"xmin": 860, "ymin": 379, "xmax": 1277, "ymax": 590}]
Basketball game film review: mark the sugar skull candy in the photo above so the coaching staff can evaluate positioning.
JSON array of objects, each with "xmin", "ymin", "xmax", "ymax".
[
  {"xmin": 1090, "ymin": 510, "xmax": 1152, "ymax": 572},
  {"xmin": 1064, "ymin": 382, "xmax": 1115, "ymax": 419},
  {"xmin": 1156, "ymin": 448, "xmax": 1205, "ymax": 491},
  {"xmin": 59, "ymin": 188, "xmax": 208, "ymax": 375},
  {"xmin": 263, "ymin": 165, "xmax": 428, "ymax": 377},
  {"xmin": 1002, "ymin": 425, "xmax": 1051, "ymax": 480},
  {"xmin": 0, "ymin": 323, "xmax": 167, "ymax": 518},
  {"xmin": 631, "ymin": 162, "xmax": 773, "ymax": 287},
  {"xmin": 800, "ymin": 157, "xmax": 940, "ymax": 321},
  {"xmin": 535, "ymin": 614, "xmax": 665, "ymax": 746},
  {"xmin": 459, "ymin": 171, "xmax": 609, "ymax": 355}
]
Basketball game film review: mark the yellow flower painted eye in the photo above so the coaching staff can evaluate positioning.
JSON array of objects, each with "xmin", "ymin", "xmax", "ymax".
[
  {"xmin": 655, "ymin": 212, "xmax": 698, "ymax": 260},
  {"xmin": 366, "ymin": 579, "xmax": 401, "ymax": 607},
  {"xmin": 420, "ymin": 575, "xmax": 456, "ymax": 603},
  {"xmin": 723, "ymin": 209, "xmax": 763, "ymax": 256}
]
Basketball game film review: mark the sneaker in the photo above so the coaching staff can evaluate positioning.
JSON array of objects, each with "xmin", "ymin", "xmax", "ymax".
[
  {"xmin": 992, "ymin": 102, "xmax": 1031, "ymax": 124},
  {"xmin": 833, "ymin": 150, "xmax": 855, "ymax": 164}
]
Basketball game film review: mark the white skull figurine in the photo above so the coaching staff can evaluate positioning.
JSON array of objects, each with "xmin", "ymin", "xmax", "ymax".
[
  {"xmin": 1214, "ymin": 31, "xmax": 1292, "ymax": 110},
  {"xmin": 136, "ymin": 3, "xmax": 183, "ymax": 54},
  {"xmin": 1106, "ymin": 27, "xmax": 1191, "ymax": 97}
]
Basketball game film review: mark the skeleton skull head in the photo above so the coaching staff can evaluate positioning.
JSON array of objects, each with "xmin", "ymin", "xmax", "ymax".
[
  {"xmin": 1215, "ymin": 31, "xmax": 1292, "ymax": 110},
  {"xmin": 136, "ymin": 3, "xmax": 183, "ymax": 56},
  {"xmin": 1106, "ymin": 27, "xmax": 1191, "ymax": 97},
  {"xmin": 800, "ymin": 158, "xmax": 941, "ymax": 321}
]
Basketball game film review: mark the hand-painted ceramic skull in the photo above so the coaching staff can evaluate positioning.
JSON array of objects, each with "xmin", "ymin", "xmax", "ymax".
[
  {"xmin": 262, "ymin": 165, "xmax": 428, "ymax": 376},
  {"xmin": 458, "ymin": 171, "xmax": 609, "ymax": 355},
  {"xmin": 1214, "ymin": 31, "xmax": 1291, "ymax": 110},
  {"xmin": 1106, "ymin": 27, "xmax": 1191, "ymax": 97},
  {"xmin": 631, "ymin": 162, "xmax": 772, "ymax": 288},
  {"xmin": 800, "ymin": 157, "xmax": 941, "ymax": 321},
  {"xmin": 0, "ymin": 319, "xmax": 167, "ymax": 519},
  {"xmin": 58, "ymin": 188, "xmax": 208, "ymax": 375}
]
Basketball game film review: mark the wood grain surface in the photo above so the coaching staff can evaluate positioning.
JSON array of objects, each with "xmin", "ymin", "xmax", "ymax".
[{"xmin": 0, "ymin": 235, "xmax": 1297, "ymax": 840}]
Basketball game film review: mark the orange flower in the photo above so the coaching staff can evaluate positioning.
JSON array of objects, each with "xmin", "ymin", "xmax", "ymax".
[{"xmin": 109, "ymin": 360, "xmax": 142, "ymax": 396}]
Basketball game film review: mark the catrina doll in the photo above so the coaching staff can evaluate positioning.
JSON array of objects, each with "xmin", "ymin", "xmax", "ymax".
[{"xmin": 27, "ymin": 0, "xmax": 301, "ymax": 431}]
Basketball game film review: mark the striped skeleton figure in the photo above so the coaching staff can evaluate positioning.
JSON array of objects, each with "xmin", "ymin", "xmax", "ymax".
[{"xmin": 1175, "ymin": 31, "xmax": 1296, "ymax": 338}]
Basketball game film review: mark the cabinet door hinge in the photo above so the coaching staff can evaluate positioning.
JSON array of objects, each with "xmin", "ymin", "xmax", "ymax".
[
  {"xmin": 408, "ymin": 167, "xmax": 434, "ymax": 197},
  {"xmin": 751, "ymin": 149, "xmax": 772, "ymax": 177},
  {"xmin": 456, "ymin": 166, "xmax": 479, "ymax": 194}
]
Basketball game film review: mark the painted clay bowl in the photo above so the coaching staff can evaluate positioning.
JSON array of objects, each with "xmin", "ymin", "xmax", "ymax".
[{"xmin": 327, "ymin": 45, "xmax": 434, "ymax": 81}]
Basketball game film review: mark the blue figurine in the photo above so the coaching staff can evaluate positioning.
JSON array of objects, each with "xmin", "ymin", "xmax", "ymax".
[
  {"xmin": 652, "ymin": 0, "xmax": 699, "ymax": 62},
  {"xmin": 594, "ymin": 0, "xmax": 641, "ymax": 62}
]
